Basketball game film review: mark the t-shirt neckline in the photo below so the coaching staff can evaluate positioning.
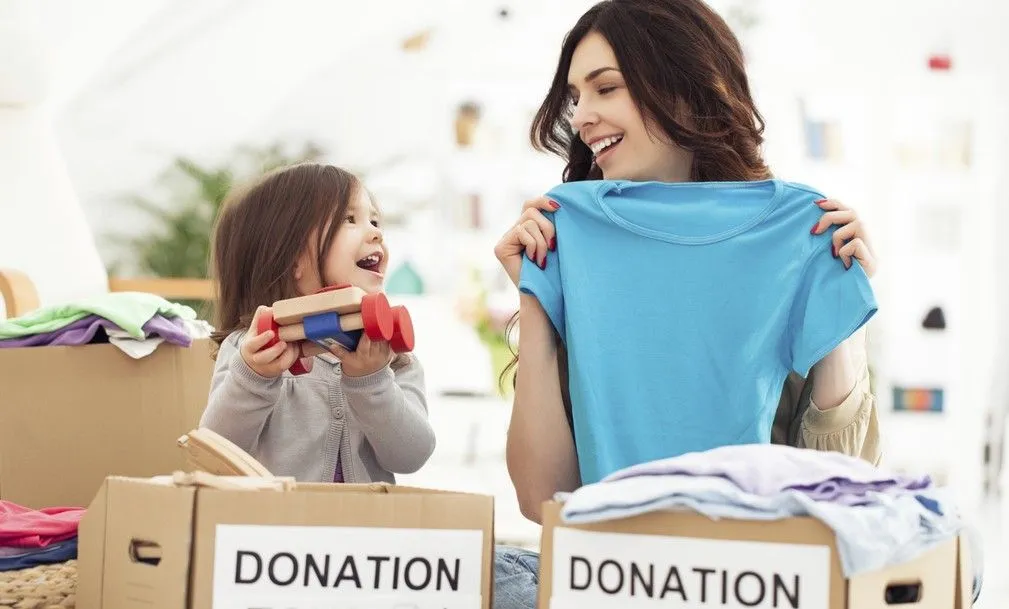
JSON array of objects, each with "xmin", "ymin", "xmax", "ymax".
[{"xmin": 592, "ymin": 178, "xmax": 784, "ymax": 245}]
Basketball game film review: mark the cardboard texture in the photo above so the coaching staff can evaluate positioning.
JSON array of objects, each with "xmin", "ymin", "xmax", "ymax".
[
  {"xmin": 0, "ymin": 339, "xmax": 214, "ymax": 508},
  {"xmin": 537, "ymin": 501, "xmax": 969, "ymax": 609},
  {"xmin": 78, "ymin": 476, "xmax": 495, "ymax": 609}
]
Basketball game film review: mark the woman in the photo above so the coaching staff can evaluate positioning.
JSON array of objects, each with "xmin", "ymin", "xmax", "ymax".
[{"xmin": 490, "ymin": 1, "xmax": 884, "ymax": 607}]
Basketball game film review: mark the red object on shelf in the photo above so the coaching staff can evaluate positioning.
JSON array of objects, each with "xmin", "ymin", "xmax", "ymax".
[{"xmin": 928, "ymin": 54, "xmax": 952, "ymax": 71}]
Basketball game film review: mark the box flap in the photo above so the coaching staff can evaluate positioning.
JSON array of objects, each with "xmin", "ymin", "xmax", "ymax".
[
  {"xmin": 294, "ymin": 482, "xmax": 398, "ymax": 494},
  {"xmin": 847, "ymin": 536, "xmax": 956, "ymax": 604},
  {"xmin": 848, "ymin": 535, "xmax": 956, "ymax": 609},
  {"xmin": 955, "ymin": 534, "xmax": 971, "ymax": 609},
  {"xmin": 177, "ymin": 427, "xmax": 275, "ymax": 477},
  {"xmin": 99, "ymin": 477, "xmax": 197, "ymax": 609},
  {"xmin": 295, "ymin": 481, "xmax": 491, "ymax": 497},
  {"xmin": 77, "ymin": 476, "xmax": 112, "ymax": 609},
  {"xmin": 386, "ymin": 484, "xmax": 494, "ymax": 498}
]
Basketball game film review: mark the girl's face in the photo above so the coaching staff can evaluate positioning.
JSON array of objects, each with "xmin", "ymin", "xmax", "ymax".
[
  {"xmin": 567, "ymin": 31, "xmax": 694, "ymax": 183},
  {"xmin": 296, "ymin": 186, "xmax": 389, "ymax": 295}
]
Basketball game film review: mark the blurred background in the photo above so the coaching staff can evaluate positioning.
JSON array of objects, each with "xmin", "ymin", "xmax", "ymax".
[{"xmin": 1, "ymin": 0, "xmax": 1007, "ymax": 602}]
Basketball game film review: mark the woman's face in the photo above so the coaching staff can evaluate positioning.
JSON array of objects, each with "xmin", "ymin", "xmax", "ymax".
[{"xmin": 567, "ymin": 31, "xmax": 693, "ymax": 183}]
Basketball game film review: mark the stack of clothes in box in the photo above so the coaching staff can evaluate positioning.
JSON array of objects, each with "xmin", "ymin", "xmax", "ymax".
[
  {"xmin": 0, "ymin": 291, "xmax": 213, "ymax": 358},
  {"xmin": 557, "ymin": 443, "xmax": 983, "ymax": 601}
]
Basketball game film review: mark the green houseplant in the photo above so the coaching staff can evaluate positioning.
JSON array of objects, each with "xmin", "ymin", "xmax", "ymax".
[
  {"xmin": 105, "ymin": 141, "xmax": 326, "ymax": 314},
  {"xmin": 456, "ymin": 268, "xmax": 517, "ymax": 396}
]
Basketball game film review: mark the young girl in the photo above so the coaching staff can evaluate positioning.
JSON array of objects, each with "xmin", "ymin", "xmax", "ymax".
[{"xmin": 200, "ymin": 162, "xmax": 436, "ymax": 484}]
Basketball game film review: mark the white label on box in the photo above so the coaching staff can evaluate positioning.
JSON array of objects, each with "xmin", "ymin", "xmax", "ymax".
[
  {"xmin": 212, "ymin": 524, "xmax": 485, "ymax": 609},
  {"xmin": 549, "ymin": 527, "xmax": 830, "ymax": 609}
]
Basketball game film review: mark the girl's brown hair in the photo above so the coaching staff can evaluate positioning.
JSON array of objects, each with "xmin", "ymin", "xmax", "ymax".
[
  {"xmin": 502, "ymin": 0, "xmax": 773, "ymax": 392},
  {"xmin": 209, "ymin": 163, "xmax": 359, "ymax": 352}
]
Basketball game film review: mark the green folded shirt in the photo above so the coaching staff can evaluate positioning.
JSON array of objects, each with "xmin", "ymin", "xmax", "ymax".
[{"xmin": 0, "ymin": 291, "xmax": 197, "ymax": 339}]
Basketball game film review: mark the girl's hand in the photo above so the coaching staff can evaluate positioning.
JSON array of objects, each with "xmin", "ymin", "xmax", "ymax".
[
  {"xmin": 329, "ymin": 334, "xmax": 392, "ymax": 378},
  {"xmin": 494, "ymin": 196, "xmax": 560, "ymax": 287},
  {"xmin": 240, "ymin": 306, "xmax": 311, "ymax": 377},
  {"xmin": 811, "ymin": 198, "xmax": 878, "ymax": 278}
]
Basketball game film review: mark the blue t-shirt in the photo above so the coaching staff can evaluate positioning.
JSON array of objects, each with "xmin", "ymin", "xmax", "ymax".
[{"xmin": 518, "ymin": 178, "xmax": 877, "ymax": 485}]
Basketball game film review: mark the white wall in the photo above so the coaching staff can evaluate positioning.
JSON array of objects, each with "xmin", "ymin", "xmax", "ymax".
[
  {"xmin": 0, "ymin": 1, "xmax": 108, "ymax": 316},
  {"xmin": 5, "ymin": 1, "xmax": 1009, "ymax": 491}
]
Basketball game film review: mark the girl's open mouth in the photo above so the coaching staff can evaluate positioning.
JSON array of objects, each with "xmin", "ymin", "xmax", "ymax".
[{"xmin": 356, "ymin": 252, "xmax": 383, "ymax": 274}]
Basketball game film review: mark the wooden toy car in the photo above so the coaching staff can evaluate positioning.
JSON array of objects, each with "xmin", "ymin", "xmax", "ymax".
[{"xmin": 256, "ymin": 283, "xmax": 414, "ymax": 375}]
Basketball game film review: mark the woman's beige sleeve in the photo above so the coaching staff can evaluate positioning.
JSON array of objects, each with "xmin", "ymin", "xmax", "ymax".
[{"xmin": 797, "ymin": 366, "xmax": 882, "ymax": 466}]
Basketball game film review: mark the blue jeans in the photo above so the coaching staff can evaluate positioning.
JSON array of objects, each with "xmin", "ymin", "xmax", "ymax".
[
  {"xmin": 492, "ymin": 533, "xmax": 983, "ymax": 609},
  {"xmin": 493, "ymin": 545, "xmax": 540, "ymax": 609}
]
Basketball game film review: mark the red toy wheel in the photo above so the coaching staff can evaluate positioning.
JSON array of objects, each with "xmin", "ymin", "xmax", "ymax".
[
  {"xmin": 360, "ymin": 292, "xmax": 394, "ymax": 341},
  {"xmin": 257, "ymin": 309, "xmax": 281, "ymax": 348},
  {"xmin": 256, "ymin": 308, "xmax": 309, "ymax": 375},
  {"xmin": 388, "ymin": 305, "xmax": 414, "ymax": 353}
]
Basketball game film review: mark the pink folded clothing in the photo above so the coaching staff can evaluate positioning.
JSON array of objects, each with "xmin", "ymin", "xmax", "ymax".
[{"xmin": 0, "ymin": 500, "xmax": 85, "ymax": 548}]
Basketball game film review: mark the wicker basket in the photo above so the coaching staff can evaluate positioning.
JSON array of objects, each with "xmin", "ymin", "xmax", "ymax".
[{"xmin": 0, "ymin": 560, "xmax": 76, "ymax": 608}]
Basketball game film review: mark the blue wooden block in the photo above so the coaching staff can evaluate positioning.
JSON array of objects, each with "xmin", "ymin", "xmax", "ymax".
[{"xmin": 303, "ymin": 312, "xmax": 363, "ymax": 352}]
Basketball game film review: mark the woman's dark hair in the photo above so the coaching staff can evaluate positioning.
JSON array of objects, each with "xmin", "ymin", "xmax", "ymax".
[
  {"xmin": 209, "ymin": 163, "xmax": 359, "ymax": 353},
  {"xmin": 500, "ymin": 0, "xmax": 772, "ymax": 390}
]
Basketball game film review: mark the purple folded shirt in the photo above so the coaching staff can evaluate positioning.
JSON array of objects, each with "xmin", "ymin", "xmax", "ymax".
[
  {"xmin": 0, "ymin": 314, "xmax": 192, "ymax": 348},
  {"xmin": 602, "ymin": 443, "xmax": 932, "ymax": 506}
]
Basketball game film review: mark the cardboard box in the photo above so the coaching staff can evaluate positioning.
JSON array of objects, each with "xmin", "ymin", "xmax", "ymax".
[
  {"xmin": 0, "ymin": 339, "xmax": 214, "ymax": 508},
  {"xmin": 537, "ymin": 501, "xmax": 971, "ymax": 609},
  {"xmin": 78, "ymin": 475, "xmax": 495, "ymax": 609}
]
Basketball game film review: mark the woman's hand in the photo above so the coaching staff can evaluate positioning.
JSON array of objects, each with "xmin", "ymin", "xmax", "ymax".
[
  {"xmin": 494, "ymin": 196, "xmax": 560, "ymax": 287},
  {"xmin": 329, "ymin": 334, "xmax": 392, "ymax": 378},
  {"xmin": 811, "ymin": 198, "xmax": 877, "ymax": 278}
]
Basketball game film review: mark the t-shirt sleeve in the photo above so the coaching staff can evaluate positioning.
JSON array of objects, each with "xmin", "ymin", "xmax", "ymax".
[
  {"xmin": 518, "ymin": 245, "xmax": 565, "ymax": 339},
  {"xmin": 788, "ymin": 242, "xmax": 878, "ymax": 377}
]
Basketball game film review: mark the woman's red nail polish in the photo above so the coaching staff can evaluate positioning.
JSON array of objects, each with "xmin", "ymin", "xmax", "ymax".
[
  {"xmin": 832, "ymin": 245, "xmax": 838, "ymax": 258},
  {"xmin": 540, "ymin": 258, "xmax": 547, "ymax": 269},
  {"xmin": 814, "ymin": 199, "xmax": 827, "ymax": 205},
  {"xmin": 549, "ymin": 237, "xmax": 556, "ymax": 250},
  {"xmin": 810, "ymin": 223, "xmax": 820, "ymax": 234},
  {"xmin": 550, "ymin": 200, "xmax": 561, "ymax": 209}
]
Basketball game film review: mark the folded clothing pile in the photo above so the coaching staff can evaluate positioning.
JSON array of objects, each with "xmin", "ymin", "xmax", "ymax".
[
  {"xmin": 0, "ymin": 291, "xmax": 213, "ymax": 358},
  {"xmin": 557, "ymin": 443, "xmax": 981, "ymax": 598},
  {"xmin": 0, "ymin": 500, "xmax": 84, "ymax": 572}
]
